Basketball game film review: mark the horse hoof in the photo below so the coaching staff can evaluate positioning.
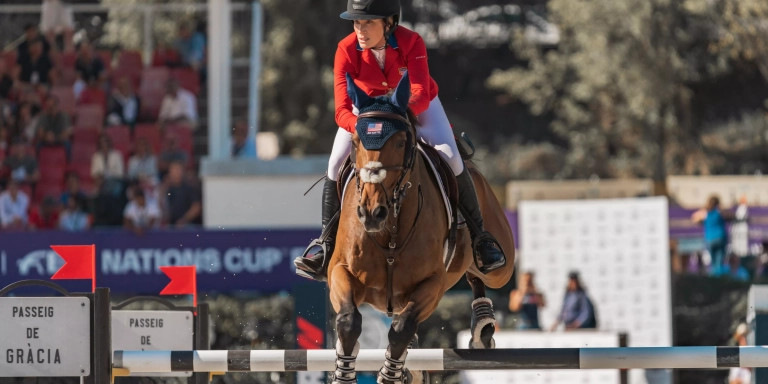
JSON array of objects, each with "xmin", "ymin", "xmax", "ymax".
[
  {"xmin": 469, "ymin": 298, "xmax": 496, "ymax": 349},
  {"xmin": 376, "ymin": 368, "xmax": 413, "ymax": 384}
]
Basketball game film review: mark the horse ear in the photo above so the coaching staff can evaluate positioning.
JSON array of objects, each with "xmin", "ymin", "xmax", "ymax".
[
  {"xmin": 390, "ymin": 71, "xmax": 411, "ymax": 112},
  {"xmin": 346, "ymin": 73, "xmax": 374, "ymax": 109}
]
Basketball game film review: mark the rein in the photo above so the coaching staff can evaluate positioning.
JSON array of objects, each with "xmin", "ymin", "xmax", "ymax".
[{"xmin": 353, "ymin": 110, "xmax": 420, "ymax": 317}]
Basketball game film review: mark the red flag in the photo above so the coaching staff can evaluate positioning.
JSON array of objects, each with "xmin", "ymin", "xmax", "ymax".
[
  {"xmin": 159, "ymin": 266, "xmax": 197, "ymax": 308},
  {"xmin": 50, "ymin": 245, "xmax": 96, "ymax": 292}
]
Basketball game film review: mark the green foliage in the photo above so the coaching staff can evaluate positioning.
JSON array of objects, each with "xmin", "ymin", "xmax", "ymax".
[{"xmin": 488, "ymin": 0, "xmax": 768, "ymax": 179}]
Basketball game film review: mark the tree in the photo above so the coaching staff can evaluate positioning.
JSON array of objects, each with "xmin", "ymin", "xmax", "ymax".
[{"xmin": 487, "ymin": 0, "xmax": 768, "ymax": 180}]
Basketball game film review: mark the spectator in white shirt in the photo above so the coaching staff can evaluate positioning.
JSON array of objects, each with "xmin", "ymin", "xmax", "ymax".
[
  {"xmin": 158, "ymin": 78, "xmax": 196, "ymax": 129},
  {"xmin": 123, "ymin": 188, "xmax": 160, "ymax": 235},
  {"xmin": 91, "ymin": 134, "xmax": 124, "ymax": 196},
  {"xmin": 91, "ymin": 134, "xmax": 124, "ymax": 180},
  {"xmin": 0, "ymin": 180, "xmax": 30, "ymax": 230}
]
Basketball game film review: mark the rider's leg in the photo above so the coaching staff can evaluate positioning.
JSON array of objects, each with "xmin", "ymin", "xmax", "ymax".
[
  {"xmin": 417, "ymin": 97, "xmax": 506, "ymax": 273},
  {"xmin": 294, "ymin": 128, "xmax": 351, "ymax": 281}
]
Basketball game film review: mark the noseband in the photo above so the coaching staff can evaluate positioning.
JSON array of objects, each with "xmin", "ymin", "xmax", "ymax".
[{"xmin": 354, "ymin": 111, "xmax": 417, "ymax": 219}]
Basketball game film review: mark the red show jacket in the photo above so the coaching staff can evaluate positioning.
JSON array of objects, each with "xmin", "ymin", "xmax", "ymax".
[{"xmin": 334, "ymin": 26, "xmax": 439, "ymax": 133}]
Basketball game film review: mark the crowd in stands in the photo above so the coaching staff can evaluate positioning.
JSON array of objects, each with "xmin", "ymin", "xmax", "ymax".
[{"xmin": 0, "ymin": 19, "xmax": 207, "ymax": 233}]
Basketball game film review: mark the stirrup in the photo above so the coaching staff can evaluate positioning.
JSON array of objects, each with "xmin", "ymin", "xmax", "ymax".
[
  {"xmin": 472, "ymin": 232, "xmax": 506, "ymax": 274},
  {"xmin": 294, "ymin": 238, "xmax": 330, "ymax": 282}
]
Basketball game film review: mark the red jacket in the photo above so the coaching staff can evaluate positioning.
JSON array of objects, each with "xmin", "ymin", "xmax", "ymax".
[{"xmin": 334, "ymin": 26, "xmax": 439, "ymax": 133}]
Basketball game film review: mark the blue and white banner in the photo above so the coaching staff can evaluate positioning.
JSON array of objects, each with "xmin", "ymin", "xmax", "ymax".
[{"xmin": 0, "ymin": 229, "xmax": 318, "ymax": 294}]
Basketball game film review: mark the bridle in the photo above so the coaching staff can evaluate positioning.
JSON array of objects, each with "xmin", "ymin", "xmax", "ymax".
[
  {"xmin": 353, "ymin": 110, "xmax": 417, "ymax": 220},
  {"xmin": 352, "ymin": 109, "xmax": 422, "ymax": 317}
]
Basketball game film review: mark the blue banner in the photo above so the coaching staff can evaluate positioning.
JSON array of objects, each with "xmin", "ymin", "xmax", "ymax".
[{"xmin": 0, "ymin": 229, "xmax": 321, "ymax": 294}]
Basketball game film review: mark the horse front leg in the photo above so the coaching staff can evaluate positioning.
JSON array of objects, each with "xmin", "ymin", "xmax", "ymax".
[
  {"xmin": 330, "ymin": 266, "xmax": 363, "ymax": 384},
  {"xmin": 378, "ymin": 275, "xmax": 442, "ymax": 384},
  {"xmin": 466, "ymin": 273, "xmax": 495, "ymax": 349}
]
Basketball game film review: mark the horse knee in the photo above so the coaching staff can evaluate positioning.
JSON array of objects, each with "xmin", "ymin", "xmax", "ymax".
[
  {"xmin": 388, "ymin": 314, "xmax": 418, "ymax": 351},
  {"xmin": 336, "ymin": 305, "xmax": 362, "ymax": 354}
]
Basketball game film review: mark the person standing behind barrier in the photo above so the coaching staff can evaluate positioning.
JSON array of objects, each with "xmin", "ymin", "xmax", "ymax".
[
  {"xmin": 729, "ymin": 323, "xmax": 751, "ymax": 384},
  {"xmin": 691, "ymin": 195, "xmax": 730, "ymax": 275},
  {"xmin": 549, "ymin": 271, "xmax": 597, "ymax": 331},
  {"xmin": 509, "ymin": 271, "xmax": 546, "ymax": 330}
]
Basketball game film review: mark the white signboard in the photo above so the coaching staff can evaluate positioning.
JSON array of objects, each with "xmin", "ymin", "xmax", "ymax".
[
  {"xmin": 0, "ymin": 297, "xmax": 91, "ymax": 377},
  {"xmin": 518, "ymin": 197, "xmax": 672, "ymax": 384},
  {"xmin": 112, "ymin": 310, "xmax": 194, "ymax": 377},
  {"xmin": 458, "ymin": 330, "xmax": 620, "ymax": 384}
]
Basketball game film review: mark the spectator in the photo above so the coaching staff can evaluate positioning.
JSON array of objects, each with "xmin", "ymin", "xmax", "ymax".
[
  {"xmin": 720, "ymin": 254, "xmax": 751, "ymax": 282},
  {"xmin": 157, "ymin": 135, "xmax": 188, "ymax": 178},
  {"xmin": 509, "ymin": 271, "xmax": 546, "ymax": 330},
  {"xmin": 2, "ymin": 138, "xmax": 39, "ymax": 187},
  {"xmin": 729, "ymin": 323, "xmax": 751, "ymax": 384},
  {"xmin": 127, "ymin": 137, "xmax": 158, "ymax": 183},
  {"xmin": 231, "ymin": 119, "xmax": 256, "ymax": 159},
  {"xmin": 36, "ymin": 95, "xmax": 71, "ymax": 151},
  {"xmin": 106, "ymin": 77, "xmax": 140, "ymax": 129},
  {"xmin": 28, "ymin": 195, "xmax": 60, "ymax": 230},
  {"xmin": 174, "ymin": 21, "xmax": 205, "ymax": 71},
  {"xmin": 0, "ymin": 179, "xmax": 30, "ymax": 230},
  {"xmin": 17, "ymin": 24, "xmax": 51, "ymax": 64},
  {"xmin": 692, "ymin": 195, "xmax": 730, "ymax": 275},
  {"xmin": 158, "ymin": 78, "xmax": 197, "ymax": 128},
  {"xmin": 14, "ymin": 102, "xmax": 41, "ymax": 144},
  {"xmin": 58, "ymin": 195, "xmax": 89, "ymax": 231},
  {"xmin": 91, "ymin": 134, "xmax": 124, "ymax": 195},
  {"xmin": 40, "ymin": 0, "xmax": 74, "ymax": 53},
  {"xmin": 549, "ymin": 271, "xmax": 597, "ymax": 331},
  {"xmin": 731, "ymin": 196, "xmax": 749, "ymax": 258},
  {"xmin": 60, "ymin": 171, "xmax": 88, "ymax": 206},
  {"xmin": 123, "ymin": 187, "xmax": 160, "ymax": 235},
  {"xmin": 0, "ymin": 59, "xmax": 15, "ymax": 100},
  {"xmin": 161, "ymin": 161, "xmax": 201, "ymax": 227},
  {"xmin": 73, "ymin": 40, "xmax": 106, "ymax": 99},
  {"xmin": 16, "ymin": 38, "xmax": 54, "ymax": 87}
]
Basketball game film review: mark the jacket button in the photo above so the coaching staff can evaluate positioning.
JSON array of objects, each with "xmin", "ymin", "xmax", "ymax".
[{"xmin": 382, "ymin": 82, "xmax": 388, "ymax": 86}]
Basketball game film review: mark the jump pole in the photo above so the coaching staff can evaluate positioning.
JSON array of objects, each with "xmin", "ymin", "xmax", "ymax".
[{"xmin": 114, "ymin": 346, "xmax": 768, "ymax": 373}]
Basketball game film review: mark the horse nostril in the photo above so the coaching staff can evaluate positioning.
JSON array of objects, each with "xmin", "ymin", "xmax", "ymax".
[
  {"xmin": 357, "ymin": 205, "xmax": 366, "ymax": 220},
  {"xmin": 372, "ymin": 206, "xmax": 388, "ymax": 221}
]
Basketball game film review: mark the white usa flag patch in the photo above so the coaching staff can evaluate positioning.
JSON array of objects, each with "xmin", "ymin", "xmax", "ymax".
[{"xmin": 367, "ymin": 122, "xmax": 383, "ymax": 135}]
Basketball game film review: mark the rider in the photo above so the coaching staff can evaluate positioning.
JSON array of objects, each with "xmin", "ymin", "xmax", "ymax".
[{"xmin": 294, "ymin": 0, "xmax": 506, "ymax": 281}]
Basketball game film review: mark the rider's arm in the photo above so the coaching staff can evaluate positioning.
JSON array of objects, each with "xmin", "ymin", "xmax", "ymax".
[
  {"xmin": 402, "ymin": 33, "xmax": 433, "ymax": 115},
  {"xmin": 334, "ymin": 45, "xmax": 359, "ymax": 133}
]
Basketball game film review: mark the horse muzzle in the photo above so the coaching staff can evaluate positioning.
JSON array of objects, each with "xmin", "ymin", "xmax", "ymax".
[{"xmin": 357, "ymin": 204, "xmax": 389, "ymax": 232}]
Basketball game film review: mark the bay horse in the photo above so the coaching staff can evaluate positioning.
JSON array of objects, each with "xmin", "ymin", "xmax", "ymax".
[{"xmin": 327, "ymin": 73, "xmax": 515, "ymax": 384}]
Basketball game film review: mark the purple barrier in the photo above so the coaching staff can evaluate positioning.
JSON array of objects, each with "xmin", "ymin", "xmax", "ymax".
[{"xmin": 0, "ymin": 229, "xmax": 318, "ymax": 294}]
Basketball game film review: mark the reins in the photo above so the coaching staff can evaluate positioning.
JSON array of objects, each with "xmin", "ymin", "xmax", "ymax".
[{"xmin": 353, "ymin": 110, "xmax": 421, "ymax": 317}]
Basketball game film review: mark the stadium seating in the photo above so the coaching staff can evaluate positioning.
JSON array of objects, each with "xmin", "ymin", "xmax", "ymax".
[
  {"xmin": 134, "ymin": 123, "xmax": 162, "ymax": 153},
  {"xmin": 50, "ymin": 86, "xmax": 76, "ymax": 115},
  {"xmin": 171, "ymin": 67, "xmax": 200, "ymax": 96},
  {"xmin": 74, "ymin": 105, "xmax": 105, "ymax": 130}
]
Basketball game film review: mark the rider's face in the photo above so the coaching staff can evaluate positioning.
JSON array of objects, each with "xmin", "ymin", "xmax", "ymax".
[{"xmin": 354, "ymin": 19, "xmax": 387, "ymax": 50}]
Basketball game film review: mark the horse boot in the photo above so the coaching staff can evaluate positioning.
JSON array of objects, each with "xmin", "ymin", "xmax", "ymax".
[
  {"xmin": 294, "ymin": 178, "xmax": 340, "ymax": 282},
  {"xmin": 456, "ymin": 168, "xmax": 506, "ymax": 274}
]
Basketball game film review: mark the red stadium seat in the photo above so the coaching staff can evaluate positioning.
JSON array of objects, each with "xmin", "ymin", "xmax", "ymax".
[
  {"xmin": 104, "ymin": 125, "xmax": 132, "ymax": 158},
  {"xmin": 171, "ymin": 67, "xmax": 200, "ymax": 96},
  {"xmin": 134, "ymin": 123, "xmax": 162, "ymax": 153},
  {"xmin": 78, "ymin": 86, "xmax": 107, "ymax": 110},
  {"xmin": 57, "ymin": 51, "xmax": 77, "ymax": 68},
  {"xmin": 140, "ymin": 67, "xmax": 169, "ymax": 92},
  {"xmin": 57, "ymin": 67, "xmax": 78, "ymax": 87},
  {"xmin": 70, "ymin": 140, "xmax": 98, "ymax": 165},
  {"xmin": 38, "ymin": 146, "xmax": 67, "ymax": 167},
  {"xmin": 117, "ymin": 50, "xmax": 143, "ymax": 70},
  {"xmin": 34, "ymin": 181, "xmax": 64, "ymax": 204},
  {"xmin": 74, "ymin": 105, "xmax": 104, "ymax": 130},
  {"xmin": 152, "ymin": 48, "xmax": 180, "ymax": 67},
  {"xmin": 49, "ymin": 86, "xmax": 76, "ymax": 115}
]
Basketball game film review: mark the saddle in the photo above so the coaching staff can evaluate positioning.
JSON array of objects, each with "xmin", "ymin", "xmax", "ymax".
[{"xmin": 337, "ymin": 140, "xmax": 461, "ymax": 270}]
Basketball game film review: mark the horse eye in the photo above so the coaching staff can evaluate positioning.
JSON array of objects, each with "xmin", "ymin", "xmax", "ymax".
[{"xmin": 397, "ymin": 140, "xmax": 406, "ymax": 149}]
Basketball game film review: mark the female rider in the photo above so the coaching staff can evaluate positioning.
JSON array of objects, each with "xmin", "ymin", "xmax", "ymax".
[{"xmin": 294, "ymin": 0, "xmax": 505, "ymax": 281}]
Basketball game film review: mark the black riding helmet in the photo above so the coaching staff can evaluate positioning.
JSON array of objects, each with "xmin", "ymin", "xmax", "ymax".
[{"xmin": 340, "ymin": 0, "xmax": 401, "ymax": 29}]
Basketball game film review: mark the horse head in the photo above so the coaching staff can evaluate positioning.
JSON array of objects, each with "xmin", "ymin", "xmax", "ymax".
[{"xmin": 348, "ymin": 72, "xmax": 416, "ymax": 233}]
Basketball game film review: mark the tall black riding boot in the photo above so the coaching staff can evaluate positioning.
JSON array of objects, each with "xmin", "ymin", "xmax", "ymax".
[
  {"xmin": 294, "ymin": 178, "xmax": 340, "ymax": 282},
  {"xmin": 456, "ymin": 168, "xmax": 506, "ymax": 273}
]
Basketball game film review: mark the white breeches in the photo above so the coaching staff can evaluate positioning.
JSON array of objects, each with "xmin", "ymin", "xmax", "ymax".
[{"xmin": 327, "ymin": 96, "xmax": 464, "ymax": 181}]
